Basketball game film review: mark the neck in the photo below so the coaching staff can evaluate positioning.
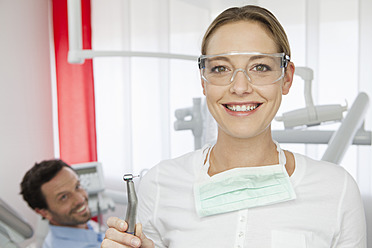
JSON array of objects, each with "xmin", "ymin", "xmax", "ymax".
[{"xmin": 209, "ymin": 129, "xmax": 278, "ymax": 176}]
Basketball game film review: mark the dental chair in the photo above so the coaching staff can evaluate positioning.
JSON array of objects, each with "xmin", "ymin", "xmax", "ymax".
[{"xmin": 0, "ymin": 197, "xmax": 33, "ymax": 248}]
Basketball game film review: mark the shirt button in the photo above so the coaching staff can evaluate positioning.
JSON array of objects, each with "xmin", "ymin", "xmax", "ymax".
[
  {"xmin": 240, "ymin": 216, "xmax": 245, "ymax": 222},
  {"xmin": 238, "ymin": 232, "xmax": 244, "ymax": 237}
]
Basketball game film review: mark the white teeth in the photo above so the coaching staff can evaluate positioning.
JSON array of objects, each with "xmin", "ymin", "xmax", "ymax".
[
  {"xmin": 226, "ymin": 104, "xmax": 259, "ymax": 112},
  {"xmin": 76, "ymin": 205, "xmax": 86, "ymax": 213}
]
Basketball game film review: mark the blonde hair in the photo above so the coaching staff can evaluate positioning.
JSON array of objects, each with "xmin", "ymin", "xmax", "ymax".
[{"xmin": 201, "ymin": 5, "xmax": 291, "ymax": 58}]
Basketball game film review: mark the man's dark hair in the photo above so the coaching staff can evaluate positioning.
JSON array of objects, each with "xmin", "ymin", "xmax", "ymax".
[{"xmin": 20, "ymin": 159, "xmax": 72, "ymax": 210}]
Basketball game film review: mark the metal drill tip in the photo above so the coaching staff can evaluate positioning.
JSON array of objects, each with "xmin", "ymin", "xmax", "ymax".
[
  {"xmin": 123, "ymin": 174, "xmax": 139, "ymax": 181},
  {"xmin": 123, "ymin": 174, "xmax": 133, "ymax": 181}
]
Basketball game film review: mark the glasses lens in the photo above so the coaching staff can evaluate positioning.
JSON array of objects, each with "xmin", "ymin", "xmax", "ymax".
[{"xmin": 201, "ymin": 54, "xmax": 285, "ymax": 86}]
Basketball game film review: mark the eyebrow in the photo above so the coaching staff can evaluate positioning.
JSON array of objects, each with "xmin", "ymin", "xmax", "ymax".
[
  {"xmin": 51, "ymin": 190, "xmax": 69, "ymax": 202},
  {"xmin": 206, "ymin": 54, "xmax": 277, "ymax": 64},
  {"xmin": 206, "ymin": 56, "xmax": 231, "ymax": 63},
  {"xmin": 54, "ymin": 180, "xmax": 80, "ymax": 199},
  {"xmin": 248, "ymin": 55, "xmax": 278, "ymax": 64}
]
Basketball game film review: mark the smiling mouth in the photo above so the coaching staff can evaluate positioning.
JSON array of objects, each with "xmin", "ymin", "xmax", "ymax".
[
  {"xmin": 75, "ymin": 205, "xmax": 87, "ymax": 214},
  {"xmin": 224, "ymin": 103, "xmax": 261, "ymax": 112}
]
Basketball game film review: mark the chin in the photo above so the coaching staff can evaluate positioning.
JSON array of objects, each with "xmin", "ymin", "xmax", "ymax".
[
  {"xmin": 76, "ymin": 215, "xmax": 91, "ymax": 225},
  {"xmin": 83, "ymin": 210, "xmax": 92, "ymax": 220},
  {"xmin": 233, "ymin": 127, "xmax": 270, "ymax": 139}
]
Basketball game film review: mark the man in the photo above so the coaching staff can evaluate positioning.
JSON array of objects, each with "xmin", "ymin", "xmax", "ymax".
[{"xmin": 20, "ymin": 159, "xmax": 104, "ymax": 248}]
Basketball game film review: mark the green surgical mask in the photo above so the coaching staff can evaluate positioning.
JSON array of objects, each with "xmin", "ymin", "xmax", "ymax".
[{"xmin": 194, "ymin": 141, "xmax": 296, "ymax": 217}]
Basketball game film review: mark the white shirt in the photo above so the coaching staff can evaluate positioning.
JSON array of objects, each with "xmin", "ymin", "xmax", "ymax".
[{"xmin": 137, "ymin": 145, "xmax": 366, "ymax": 248}]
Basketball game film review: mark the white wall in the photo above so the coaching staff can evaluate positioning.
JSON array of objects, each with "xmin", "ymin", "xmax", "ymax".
[{"xmin": 0, "ymin": 0, "xmax": 54, "ymax": 245}]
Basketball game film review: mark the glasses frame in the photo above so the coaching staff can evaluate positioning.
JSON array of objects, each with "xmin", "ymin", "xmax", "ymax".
[{"xmin": 198, "ymin": 52, "xmax": 291, "ymax": 86}]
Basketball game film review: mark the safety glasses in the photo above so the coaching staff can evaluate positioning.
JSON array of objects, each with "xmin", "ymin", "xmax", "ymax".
[{"xmin": 198, "ymin": 52, "xmax": 290, "ymax": 86}]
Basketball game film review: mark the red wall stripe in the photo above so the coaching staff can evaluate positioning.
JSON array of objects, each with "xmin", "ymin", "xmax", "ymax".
[{"xmin": 52, "ymin": 0, "xmax": 97, "ymax": 164}]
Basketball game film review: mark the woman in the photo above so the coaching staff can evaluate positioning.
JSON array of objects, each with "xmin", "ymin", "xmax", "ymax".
[{"xmin": 101, "ymin": 5, "xmax": 366, "ymax": 248}]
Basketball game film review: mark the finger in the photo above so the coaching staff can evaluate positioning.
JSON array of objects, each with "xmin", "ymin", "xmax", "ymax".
[
  {"xmin": 106, "ymin": 217, "xmax": 128, "ymax": 232},
  {"xmin": 101, "ymin": 238, "xmax": 140, "ymax": 248},
  {"xmin": 101, "ymin": 238, "xmax": 129, "ymax": 248},
  {"xmin": 135, "ymin": 223, "xmax": 155, "ymax": 248},
  {"xmin": 104, "ymin": 228, "xmax": 141, "ymax": 248},
  {"xmin": 134, "ymin": 223, "xmax": 142, "ymax": 238}
]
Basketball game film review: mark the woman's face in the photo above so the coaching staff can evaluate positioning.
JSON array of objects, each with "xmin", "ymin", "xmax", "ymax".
[{"xmin": 202, "ymin": 21, "xmax": 294, "ymax": 140}]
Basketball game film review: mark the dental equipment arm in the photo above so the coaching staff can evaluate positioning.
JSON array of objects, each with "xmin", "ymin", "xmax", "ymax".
[
  {"xmin": 275, "ymin": 104, "xmax": 348, "ymax": 129},
  {"xmin": 271, "ymin": 128, "xmax": 371, "ymax": 145},
  {"xmin": 275, "ymin": 67, "xmax": 348, "ymax": 129},
  {"xmin": 123, "ymin": 174, "xmax": 139, "ymax": 235},
  {"xmin": 322, "ymin": 92, "xmax": 370, "ymax": 164},
  {"xmin": 297, "ymin": 66, "xmax": 317, "ymax": 121},
  {"xmin": 0, "ymin": 198, "xmax": 33, "ymax": 247},
  {"xmin": 174, "ymin": 98, "xmax": 203, "ymax": 149},
  {"xmin": 67, "ymin": 0, "xmax": 197, "ymax": 64}
]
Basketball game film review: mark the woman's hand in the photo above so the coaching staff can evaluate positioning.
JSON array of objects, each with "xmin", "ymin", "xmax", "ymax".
[{"xmin": 101, "ymin": 217, "xmax": 155, "ymax": 248}]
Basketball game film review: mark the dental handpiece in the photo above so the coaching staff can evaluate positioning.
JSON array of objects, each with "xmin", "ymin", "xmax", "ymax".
[{"xmin": 123, "ymin": 174, "xmax": 139, "ymax": 235}]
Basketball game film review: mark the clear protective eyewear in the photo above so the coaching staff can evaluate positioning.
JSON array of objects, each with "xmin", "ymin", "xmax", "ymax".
[{"xmin": 198, "ymin": 52, "xmax": 290, "ymax": 86}]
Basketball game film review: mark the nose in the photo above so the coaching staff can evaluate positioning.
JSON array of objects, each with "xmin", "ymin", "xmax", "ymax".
[
  {"xmin": 73, "ymin": 191, "xmax": 86, "ymax": 205},
  {"xmin": 230, "ymin": 68, "xmax": 253, "ymax": 94}
]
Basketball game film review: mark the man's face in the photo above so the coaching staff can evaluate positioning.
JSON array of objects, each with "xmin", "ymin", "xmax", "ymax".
[{"xmin": 37, "ymin": 167, "xmax": 91, "ymax": 227}]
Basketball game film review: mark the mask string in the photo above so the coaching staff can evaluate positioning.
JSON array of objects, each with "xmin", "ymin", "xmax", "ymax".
[
  {"xmin": 202, "ymin": 146, "xmax": 213, "ymax": 166},
  {"xmin": 274, "ymin": 140, "xmax": 286, "ymax": 166}
]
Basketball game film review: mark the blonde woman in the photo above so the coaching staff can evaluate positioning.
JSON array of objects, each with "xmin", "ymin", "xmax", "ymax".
[{"xmin": 102, "ymin": 5, "xmax": 366, "ymax": 248}]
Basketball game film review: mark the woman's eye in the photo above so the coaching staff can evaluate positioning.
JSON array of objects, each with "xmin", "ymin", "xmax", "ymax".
[
  {"xmin": 252, "ymin": 64, "xmax": 271, "ymax": 72},
  {"xmin": 211, "ymin": 66, "xmax": 228, "ymax": 73},
  {"xmin": 252, "ymin": 64, "xmax": 270, "ymax": 72}
]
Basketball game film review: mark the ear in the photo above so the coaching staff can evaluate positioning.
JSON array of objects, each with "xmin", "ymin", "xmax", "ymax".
[
  {"xmin": 35, "ymin": 208, "xmax": 51, "ymax": 221},
  {"xmin": 282, "ymin": 62, "xmax": 295, "ymax": 95},
  {"xmin": 201, "ymin": 77, "xmax": 206, "ymax": 96}
]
